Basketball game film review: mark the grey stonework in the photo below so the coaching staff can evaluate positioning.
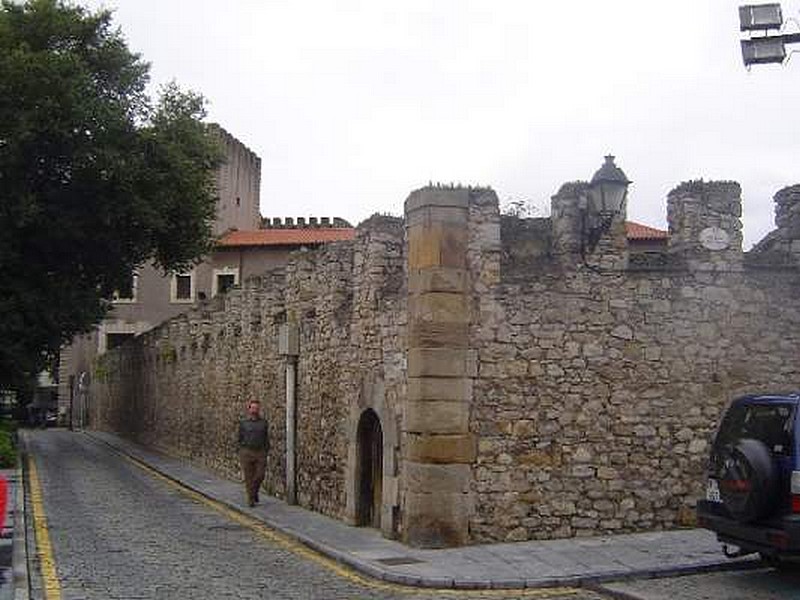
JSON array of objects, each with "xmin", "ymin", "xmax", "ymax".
[
  {"xmin": 667, "ymin": 181, "xmax": 743, "ymax": 270},
  {"xmin": 750, "ymin": 184, "xmax": 800, "ymax": 266},
  {"xmin": 92, "ymin": 217, "xmax": 407, "ymax": 533},
  {"xmin": 91, "ymin": 179, "xmax": 800, "ymax": 547}
]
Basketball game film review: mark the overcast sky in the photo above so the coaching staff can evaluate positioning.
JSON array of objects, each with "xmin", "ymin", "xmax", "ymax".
[{"xmin": 82, "ymin": 0, "xmax": 800, "ymax": 248}]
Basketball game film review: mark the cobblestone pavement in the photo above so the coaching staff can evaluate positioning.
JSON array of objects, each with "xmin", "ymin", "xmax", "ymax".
[
  {"xmin": 601, "ymin": 567, "xmax": 800, "ymax": 599},
  {"xmin": 24, "ymin": 430, "xmax": 608, "ymax": 600}
]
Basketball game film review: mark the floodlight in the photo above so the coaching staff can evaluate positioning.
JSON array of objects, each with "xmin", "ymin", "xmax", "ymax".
[
  {"xmin": 741, "ymin": 37, "xmax": 787, "ymax": 65},
  {"xmin": 739, "ymin": 4, "xmax": 783, "ymax": 31}
]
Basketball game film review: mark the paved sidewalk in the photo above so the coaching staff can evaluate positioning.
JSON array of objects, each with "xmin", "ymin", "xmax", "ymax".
[{"xmin": 87, "ymin": 430, "xmax": 755, "ymax": 590}]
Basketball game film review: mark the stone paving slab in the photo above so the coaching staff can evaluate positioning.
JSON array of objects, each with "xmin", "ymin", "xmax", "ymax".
[{"xmin": 86, "ymin": 430, "xmax": 758, "ymax": 590}]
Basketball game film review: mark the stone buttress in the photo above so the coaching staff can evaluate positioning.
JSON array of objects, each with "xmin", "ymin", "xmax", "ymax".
[{"xmin": 402, "ymin": 187, "xmax": 475, "ymax": 547}]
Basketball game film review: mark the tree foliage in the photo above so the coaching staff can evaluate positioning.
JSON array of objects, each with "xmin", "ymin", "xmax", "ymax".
[
  {"xmin": 0, "ymin": 0, "xmax": 223, "ymax": 390},
  {"xmin": 501, "ymin": 198, "xmax": 538, "ymax": 218}
]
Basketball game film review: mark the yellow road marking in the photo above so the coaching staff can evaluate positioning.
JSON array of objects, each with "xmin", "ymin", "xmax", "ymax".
[
  {"xmin": 28, "ymin": 455, "xmax": 62, "ymax": 600},
  {"xmin": 122, "ymin": 452, "xmax": 585, "ymax": 598}
]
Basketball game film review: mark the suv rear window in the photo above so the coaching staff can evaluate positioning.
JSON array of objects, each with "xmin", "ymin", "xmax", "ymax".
[{"xmin": 715, "ymin": 402, "xmax": 795, "ymax": 456}]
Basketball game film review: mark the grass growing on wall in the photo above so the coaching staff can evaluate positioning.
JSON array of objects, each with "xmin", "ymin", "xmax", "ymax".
[{"xmin": 0, "ymin": 419, "xmax": 17, "ymax": 468}]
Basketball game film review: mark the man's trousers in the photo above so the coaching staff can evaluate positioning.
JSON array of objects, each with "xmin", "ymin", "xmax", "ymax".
[{"xmin": 239, "ymin": 448, "xmax": 266, "ymax": 505}]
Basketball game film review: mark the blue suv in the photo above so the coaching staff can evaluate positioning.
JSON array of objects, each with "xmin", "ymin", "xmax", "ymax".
[{"xmin": 697, "ymin": 393, "xmax": 800, "ymax": 568}]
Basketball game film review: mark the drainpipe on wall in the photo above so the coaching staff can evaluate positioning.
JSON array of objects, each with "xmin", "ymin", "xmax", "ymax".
[
  {"xmin": 279, "ymin": 323, "xmax": 299, "ymax": 505},
  {"xmin": 69, "ymin": 379, "xmax": 75, "ymax": 432},
  {"xmin": 285, "ymin": 355, "xmax": 297, "ymax": 505},
  {"xmin": 75, "ymin": 371, "xmax": 88, "ymax": 430}
]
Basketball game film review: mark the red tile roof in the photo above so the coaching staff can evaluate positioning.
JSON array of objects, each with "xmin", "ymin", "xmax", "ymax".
[
  {"xmin": 218, "ymin": 228, "xmax": 356, "ymax": 248},
  {"xmin": 218, "ymin": 222, "xmax": 665, "ymax": 249},
  {"xmin": 626, "ymin": 221, "xmax": 667, "ymax": 241}
]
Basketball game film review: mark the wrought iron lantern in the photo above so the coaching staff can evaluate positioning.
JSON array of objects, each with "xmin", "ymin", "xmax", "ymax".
[{"xmin": 580, "ymin": 155, "xmax": 631, "ymax": 253}]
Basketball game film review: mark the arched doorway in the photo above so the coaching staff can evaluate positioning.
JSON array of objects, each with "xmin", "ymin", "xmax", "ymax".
[{"xmin": 356, "ymin": 409, "xmax": 383, "ymax": 528}]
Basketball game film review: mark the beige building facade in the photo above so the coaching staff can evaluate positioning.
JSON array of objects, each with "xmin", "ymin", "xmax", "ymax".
[{"xmin": 58, "ymin": 125, "xmax": 353, "ymax": 421}]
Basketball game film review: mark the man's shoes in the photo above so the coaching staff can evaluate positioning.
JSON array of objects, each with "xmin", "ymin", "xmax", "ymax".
[{"xmin": 248, "ymin": 499, "xmax": 255, "ymax": 507}]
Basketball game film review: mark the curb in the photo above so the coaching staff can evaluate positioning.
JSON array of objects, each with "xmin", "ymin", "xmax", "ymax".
[
  {"xmin": 85, "ymin": 431, "xmax": 761, "ymax": 591},
  {"xmin": 8, "ymin": 459, "xmax": 29, "ymax": 600},
  {"xmin": 12, "ymin": 453, "xmax": 29, "ymax": 600},
  {"xmin": 0, "ymin": 436, "xmax": 30, "ymax": 600}
]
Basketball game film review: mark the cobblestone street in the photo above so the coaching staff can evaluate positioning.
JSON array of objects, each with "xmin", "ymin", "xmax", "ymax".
[{"xmin": 23, "ymin": 430, "xmax": 604, "ymax": 600}]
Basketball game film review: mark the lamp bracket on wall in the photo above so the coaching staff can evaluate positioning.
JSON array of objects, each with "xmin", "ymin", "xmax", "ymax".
[{"xmin": 579, "ymin": 155, "xmax": 631, "ymax": 259}]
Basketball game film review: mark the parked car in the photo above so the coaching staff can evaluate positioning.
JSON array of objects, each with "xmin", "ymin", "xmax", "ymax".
[{"xmin": 696, "ymin": 393, "xmax": 800, "ymax": 568}]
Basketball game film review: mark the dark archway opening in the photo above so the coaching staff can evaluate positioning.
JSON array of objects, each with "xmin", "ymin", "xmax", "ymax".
[{"xmin": 356, "ymin": 409, "xmax": 383, "ymax": 528}]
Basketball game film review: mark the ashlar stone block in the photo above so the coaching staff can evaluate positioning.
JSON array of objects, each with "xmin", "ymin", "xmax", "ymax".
[
  {"xmin": 408, "ymin": 292, "xmax": 470, "ymax": 324},
  {"xmin": 404, "ymin": 432, "xmax": 476, "ymax": 464},
  {"xmin": 405, "ymin": 204, "xmax": 470, "ymax": 227},
  {"xmin": 403, "ymin": 400, "xmax": 470, "ymax": 434},
  {"xmin": 407, "ymin": 376, "xmax": 472, "ymax": 402},
  {"xmin": 404, "ymin": 462, "xmax": 471, "ymax": 494},
  {"xmin": 408, "ymin": 267, "xmax": 468, "ymax": 294},
  {"xmin": 407, "ymin": 348, "xmax": 468, "ymax": 378},
  {"xmin": 403, "ymin": 490, "xmax": 472, "ymax": 547},
  {"xmin": 405, "ymin": 188, "xmax": 470, "ymax": 213},
  {"xmin": 408, "ymin": 321, "xmax": 469, "ymax": 349},
  {"xmin": 407, "ymin": 223, "xmax": 468, "ymax": 269}
]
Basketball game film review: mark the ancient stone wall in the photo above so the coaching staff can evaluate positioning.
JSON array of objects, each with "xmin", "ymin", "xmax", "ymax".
[
  {"xmin": 467, "ymin": 182, "xmax": 800, "ymax": 542},
  {"xmin": 90, "ymin": 178, "xmax": 800, "ymax": 547},
  {"xmin": 91, "ymin": 216, "xmax": 406, "ymax": 523},
  {"xmin": 470, "ymin": 267, "xmax": 800, "ymax": 541}
]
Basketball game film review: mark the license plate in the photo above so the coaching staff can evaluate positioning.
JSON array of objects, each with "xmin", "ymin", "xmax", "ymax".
[{"xmin": 706, "ymin": 478, "xmax": 721, "ymax": 503}]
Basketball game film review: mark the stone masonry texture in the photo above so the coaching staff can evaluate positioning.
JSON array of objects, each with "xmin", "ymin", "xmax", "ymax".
[
  {"xmin": 92, "ymin": 215, "xmax": 407, "ymax": 530},
  {"xmin": 91, "ymin": 180, "xmax": 800, "ymax": 546},
  {"xmin": 404, "ymin": 187, "xmax": 477, "ymax": 547}
]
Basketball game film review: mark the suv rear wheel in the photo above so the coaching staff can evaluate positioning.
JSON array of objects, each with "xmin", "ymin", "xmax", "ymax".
[{"xmin": 718, "ymin": 438, "xmax": 777, "ymax": 523}]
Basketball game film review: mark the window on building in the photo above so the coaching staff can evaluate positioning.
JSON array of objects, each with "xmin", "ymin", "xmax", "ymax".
[
  {"xmin": 217, "ymin": 273, "xmax": 235, "ymax": 294},
  {"xmin": 212, "ymin": 268, "xmax": 239, "ymax": 296},
  {"xmin": 170, "ymin": 272, "xmax": 195, "ymax": 303},
  {"xmin": 112, "ymin": 273, "xmax": 138, "ymax": 303},
  {"xmin": 106, "ymin": 333, "xmax": 134, "ymax": 350}
]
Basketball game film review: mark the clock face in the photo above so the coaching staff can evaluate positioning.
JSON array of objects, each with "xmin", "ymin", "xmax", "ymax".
[{"xmin": 699, "ymin": 226, "xmax": 730, "ymax": 251}]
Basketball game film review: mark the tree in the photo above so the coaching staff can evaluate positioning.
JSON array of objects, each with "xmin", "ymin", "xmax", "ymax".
[
  {"xmin": 501, "ymin": 197, "xmax": 538, "ymax": 218},
  {"xmin": 0, "ymin": 0, "xmax": 223, "ymax": 391}
]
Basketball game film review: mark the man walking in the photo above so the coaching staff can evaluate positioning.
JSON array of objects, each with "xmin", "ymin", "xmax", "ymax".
[{"xmin": 238, "ymin": 399, "xmax": 269, "ymax": 507}]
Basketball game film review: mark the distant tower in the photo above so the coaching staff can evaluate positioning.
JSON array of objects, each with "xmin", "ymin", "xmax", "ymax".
[{"xmin": 209, "ymin": 124, "xmax": 261, "ymax": 234}]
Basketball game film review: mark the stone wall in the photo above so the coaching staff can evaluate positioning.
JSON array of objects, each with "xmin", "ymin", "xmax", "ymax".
[
  {"xmin": 470, "ymin": 266, "xmax": 800, "ymax": 541},
  {"xmin": 467, "ymin": 182, "xmax": 800, "ymax": 542},
  {"xmin": 90, "ymin": 178, "xmax": 800, "ymax": 547},
  {"xmin": 91, "ymin": 216, "xmax": 406, "ymax": 526}
]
